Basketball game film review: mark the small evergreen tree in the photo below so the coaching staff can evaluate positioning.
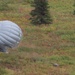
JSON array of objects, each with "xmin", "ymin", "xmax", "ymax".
[
  {"xmin": 30, "ymin": 0, "xmax": 52, "ymax": 25},
  {"xmin": 74, "ymin": 1, "xmax": 75, "ymax": 15}
]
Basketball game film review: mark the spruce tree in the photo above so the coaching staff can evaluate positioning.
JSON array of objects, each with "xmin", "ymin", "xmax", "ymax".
[
  {"xmin": 30, "ymin": 0, "xmax": 52, "ymax": 25},
  {"xmin": 74, "ymin": 1, "xmax": 75, "ymax": 15}
]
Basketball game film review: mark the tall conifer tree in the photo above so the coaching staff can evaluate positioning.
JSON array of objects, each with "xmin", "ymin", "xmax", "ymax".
[
  {"xmin": 30, "ymin": 0, "xmax": 52, "ymax": 25},
  {"xmin": 73, "ymin": 0, "xmax": 75, "ymax": 15}
]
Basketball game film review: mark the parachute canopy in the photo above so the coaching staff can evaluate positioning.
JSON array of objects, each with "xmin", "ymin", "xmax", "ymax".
[{"xmin": 0, "ymin": 20, "xmax": 23, "ymax": 53}]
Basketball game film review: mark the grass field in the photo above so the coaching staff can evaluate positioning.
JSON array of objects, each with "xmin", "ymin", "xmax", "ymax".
[{"xmin": 0, "ymin": 0, "xmax": 75, "ymax": 75}]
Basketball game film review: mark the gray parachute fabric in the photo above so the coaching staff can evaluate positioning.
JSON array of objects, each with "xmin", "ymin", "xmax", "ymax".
[{"xmin": 0, "ymin": 20, "xmax": 23, "ymax": 53}]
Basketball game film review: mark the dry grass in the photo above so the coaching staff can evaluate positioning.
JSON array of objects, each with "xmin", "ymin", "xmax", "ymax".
[{"xmin": 0, "ymin": 0, "xmax": 75, "ymax": 75}]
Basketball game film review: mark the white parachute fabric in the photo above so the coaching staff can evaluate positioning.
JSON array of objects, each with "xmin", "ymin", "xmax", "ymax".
[{"xmin": 0, "ymin": 20, "xmax": 23, "ymax": 53}]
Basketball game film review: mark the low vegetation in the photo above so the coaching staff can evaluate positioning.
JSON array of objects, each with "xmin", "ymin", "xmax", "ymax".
[{"xmin": 0, "ymin": 0, "xmax": 75, "ymax": 75}]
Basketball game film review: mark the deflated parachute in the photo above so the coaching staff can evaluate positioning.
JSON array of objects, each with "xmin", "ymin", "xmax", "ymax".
[{"xmin": 0, "ymin": 20, "xmax": 23, "ymax": 53}]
